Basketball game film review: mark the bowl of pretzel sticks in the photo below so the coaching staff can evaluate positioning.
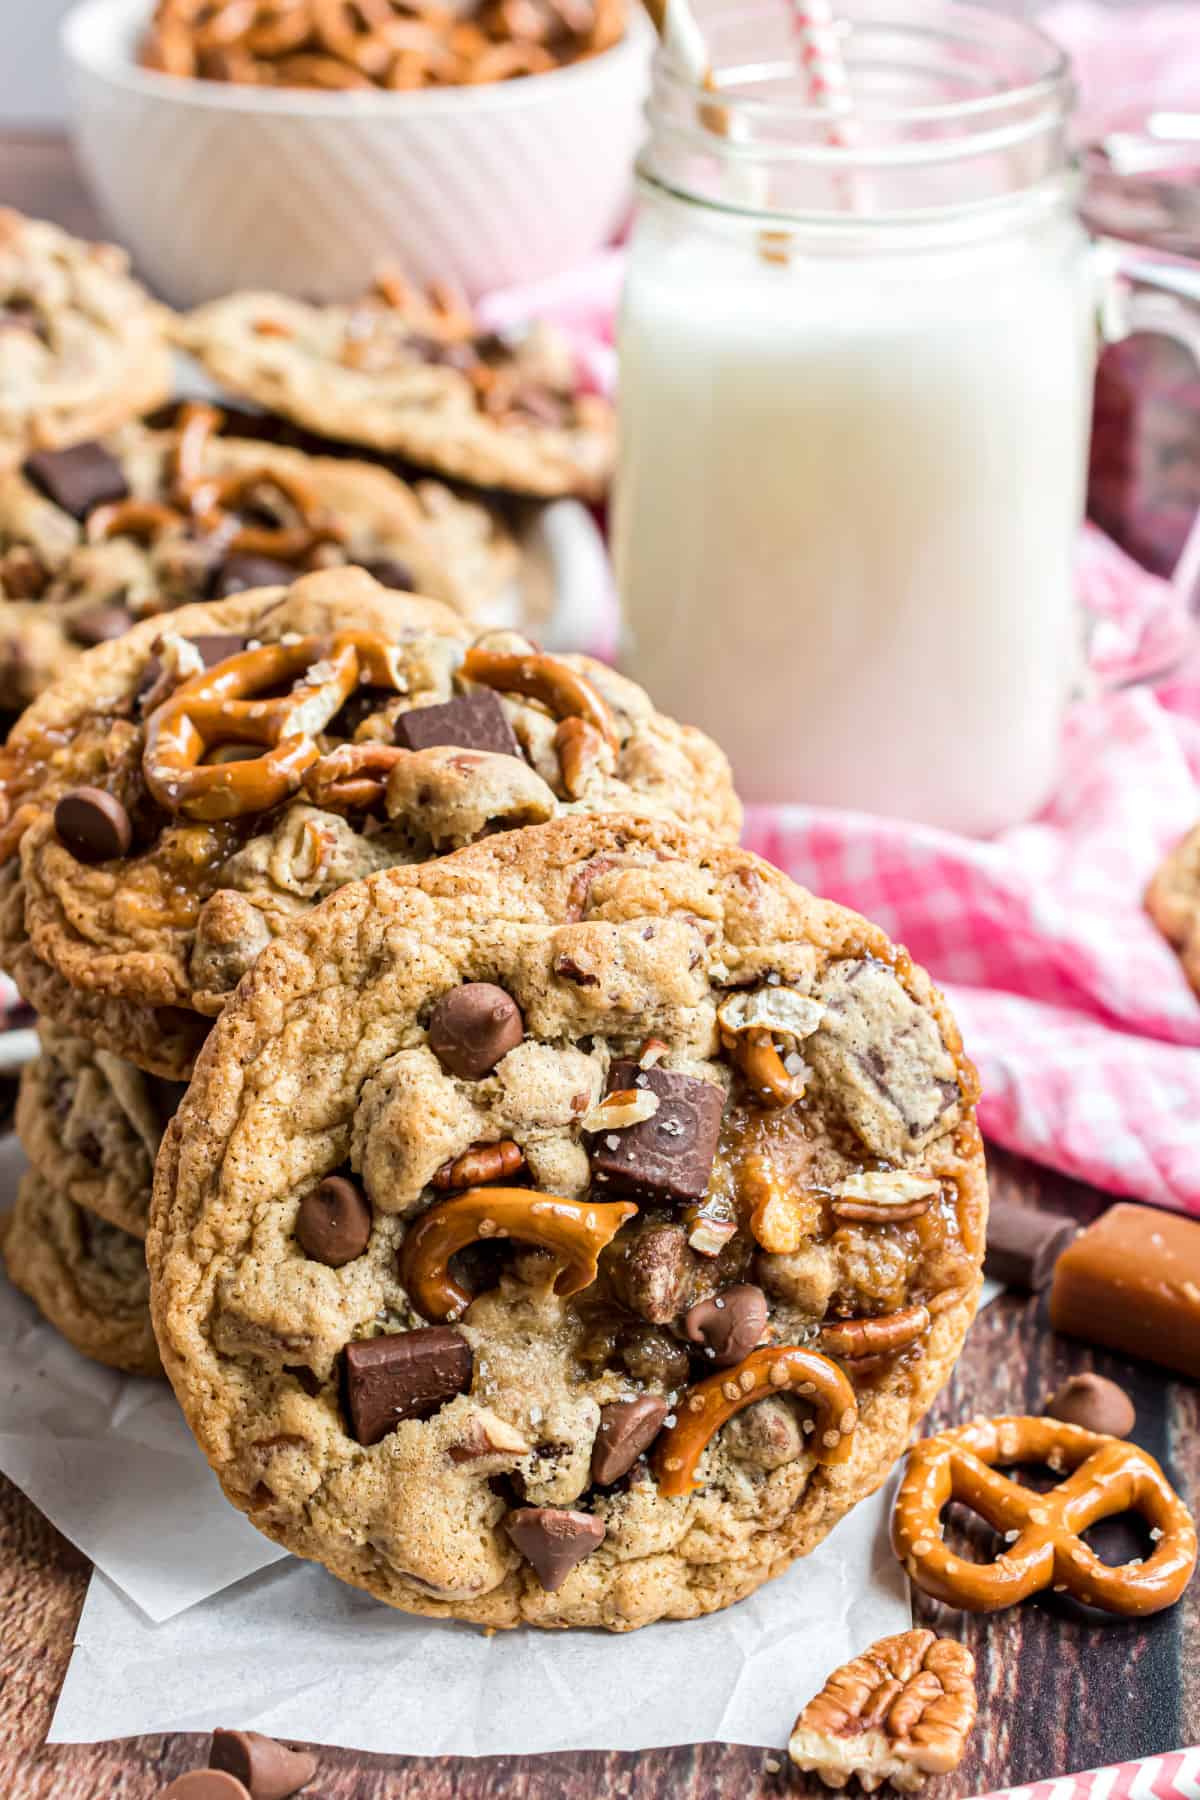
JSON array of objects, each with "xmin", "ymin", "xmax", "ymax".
[{"xmin": 62, "ymin": 0, "xmax": 651, "ymax": 305}]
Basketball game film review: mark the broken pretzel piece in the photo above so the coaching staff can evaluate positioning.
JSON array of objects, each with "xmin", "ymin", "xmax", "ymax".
[{"xmin": 788, "ymin": 1628, "xmax": 978, "ymax": 1792}]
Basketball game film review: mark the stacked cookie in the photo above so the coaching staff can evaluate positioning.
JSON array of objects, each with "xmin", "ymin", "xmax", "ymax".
[
  {"xmin": 0, "ymin": 566, "xmax": 738, "ymax": 1375},
  {"xmin": 0, "ymin": 209, "xmax": 989, "ymax": 1632}
]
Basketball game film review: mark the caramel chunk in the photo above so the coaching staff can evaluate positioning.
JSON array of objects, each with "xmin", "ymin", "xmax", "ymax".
[{"xmin": 1050, "ymin": 1203, "xmax": 1200, "ymax": 1379}]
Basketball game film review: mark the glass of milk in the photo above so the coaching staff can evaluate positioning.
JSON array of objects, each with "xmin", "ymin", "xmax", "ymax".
[{"xmin": 615, "ymin": 0, "xmax": 1200, "ymax": 833}]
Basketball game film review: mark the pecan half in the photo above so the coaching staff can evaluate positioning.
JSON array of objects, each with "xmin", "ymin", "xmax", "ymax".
[{"xmin": 788, "ymin": 1629, "xmax": 978, "ymax": 1792}]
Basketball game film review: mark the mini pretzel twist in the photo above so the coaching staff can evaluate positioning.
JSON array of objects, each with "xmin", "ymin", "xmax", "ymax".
[
  {"xmin": 653, "ymin": 1346, "xmax": 859, "ymax": 1498},
  {"xmin": 723, "ymin": 1026, "xmax": 802, "ymax": 1109},
  {"xmin": 143, "ymin": 630, "xmax": 405, "ymax": 821},
  {"xmin": 85, "ymin": 500, "xmax": 185, "ymax": 544},
  {"xmin": 399, "ymin": 1186, "xmax": 638, "ymax": 1321},
  {"xmin": 461, "ymin": 647, "xmax": 619, "ymax": 755},
  {"xmin": 201, "ymin": 465, "xmax": 346, "ymax": 561},
  {"xmin": 820, "ymin": 1304, "xmax": 932, "ymax": 1360},
  {"xmin": 301, "ymin": 741, "xmax": 407, "ymax": 810},
  {"xmin": 892, "ymin": 1414, "xmax": 1199, "ymax": 1617},
  {"xmin": 553, "ymin": 715, "xmax": 609, "ymax": 799}
]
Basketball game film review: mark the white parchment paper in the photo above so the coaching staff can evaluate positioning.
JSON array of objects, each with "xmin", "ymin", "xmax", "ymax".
[
  {"xmin": 50, "ymin": 1484, "xmax": 908, "ymax": 1756},
  {"xmin": 0, "ymin": 1138, "xmax": 286, "ymax": 1621}
]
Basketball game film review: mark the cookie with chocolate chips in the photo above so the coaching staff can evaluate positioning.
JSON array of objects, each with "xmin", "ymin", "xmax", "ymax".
[
  {"xmin": 15, "ymin": 1024, "xmax": 185, "ymax": 1239},
  {"xmin": 175, "ymin": 289, "xmax": 614, "ymax": 499},
  {"xmin": 149, "ymin": 815, "xmax": 986, "ymax": 1632},
  {"xmin": 0, "ymin": 567, "xmax": 738, "ymax": 1078},
  {"xmin": 2, "ymin": 1166, "xmax": 161, "ymax": 1376},
  {"xmin": 0, "ymin": 210, "xmax": 170, "ymax": 477},
  {"xmin": 0, "ymin": 405, "xmax": 519, "ymax": 709},
  {"xmin": 1147, "ymin": 820, "xmax": 1200, "ymax": 996}
]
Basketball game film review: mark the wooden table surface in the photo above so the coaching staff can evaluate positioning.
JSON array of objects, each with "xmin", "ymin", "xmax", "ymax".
[{"xmin": 2, "ymin": 131, "xmax": 1198, "ymax": 1800}]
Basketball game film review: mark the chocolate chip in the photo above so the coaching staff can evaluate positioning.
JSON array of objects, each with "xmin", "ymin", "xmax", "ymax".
[
  {"xmin": 394, "ymin": 690, "xmax": 521, "ymax": 759},
  {"xmin": 24, "ymin": 442, "xmax": 129, "ymax": 520},
  {"xmin": 428, "ymin": 982, "xmax": 524, "ymax": 1080},
  {"xmin": 296, "ymin": 1175, "xmax": 372, "ymax": 1267},
  {"xmin": 587, "ymin": 1063, "xmax": 725, "ymax": 1207},
  {"xmin": 363, "ymin": 556, "xmax": 415, "ymax": 592},
  {"xmin": 68, "ymin": 603, "xmax": 134, "ymax": 646},
  {"xmin": 611, "ymin": 1221, "xmax": 692, "ymax": 1324},
  {"xmin": 54, "ymin": 786, "xmax": 132, "ymax": 863},
  {"xmin": 984, "ymin": 1201, "xmax": 1078, "ymax": 1292},
  {"xmin": 1045, "ymin": 1372, "xmax": 1135, "ymax": 1439},
  {"xmin": 159, "ymin": 1775, "xmax": 251, "ymax": 1800},
  {"xmin": 505, "ymin": 1506, "xmax": 606, "ymax": 1591},
  {"xmin": 209, "ymin": 554, "xmax": 297, "ymax": 598},
  {"xmin": 342, "ymin": 1327, "xmax": 472, "ymax": 1444},
  {"xmin": 592, "ymin": 1395, "xmax": 669, "ymax": 1485},
  {"xmin": 210, "ymin": 1728, "xmax": 317, "ymax": 1799},
  {"xmin": 684, "ymin": 1283, "xmax": 768, "ymax": 1367}
]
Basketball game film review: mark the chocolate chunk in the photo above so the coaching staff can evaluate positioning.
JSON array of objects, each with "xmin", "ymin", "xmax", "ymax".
[
  {"xmin": 342, "ymin": 1327, "xmax": 472, "ymax": 1444},
  {"xmin": 1051, "ymin": 1202, "xmax": 1200, "ymax": 1380},
  {"xmin": 210, "ymin": 554, "xmax": 297, "ymax": 599},
  {"xmin": 684, "ymin": 1283, "xmax": 768, "ymax": 1367},
  {"xmin": 587, "ymin": 1063, "xmax": 724, "ymax": 1207},
  {"xmin": 159, "ymin": 1775, "xmax": 251, "ymax": 1800},
  {"xmin": 394, "ymin": 690, "xmax": 521, "ymax": 759},
  {"xmin": 592, "ymin": 1395, "xmax": 669, "ymax": 1485},
  {"xmin": 68, "ymin": 603, "xmax": 135, "ymax": 646},
  {"xmin": 428, "ymin": 982, "xmax": 523, "ymax": 1080},
  {"xmin": 1044, "ymin": 1372, "xmax": 1135, "ymax": 1439},
  {"xmin": 24, "ymin": 441, "xmax": 129, "ymax": 520},
  {"xmin": 363, "ymin": 556, "xmax": 415, "ymax": 592},
  {"xmin": 611, "ymin": 1221, "xmax": 691, "ymax": 1324},
  {"xmin": 295, "ymin": 1175, "xmax": 372, "ymax": 1267},
  {"xmin": 54, "ymin": 786, "xmax": 132, "ymax": 863},
  {"xmin": 984, "ymin": 1201, "xmax": 1078, "ymax": 1292},
  {"xmin": 210, "ymin": 1728, "xmax": 317, "ymax": 1799},
  {"xmin": 505, "ymin": 1506, "xmax": 606, "ymax": 1591}
]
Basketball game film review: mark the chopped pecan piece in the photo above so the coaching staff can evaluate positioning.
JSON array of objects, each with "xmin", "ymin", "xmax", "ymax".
[{"xmin": 788, "ymin": 1629, "xmax": 978, "ymax": 1792}]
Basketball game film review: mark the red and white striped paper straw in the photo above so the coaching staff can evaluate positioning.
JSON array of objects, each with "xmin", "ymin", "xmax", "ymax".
[
  {"xmin": 784, "ymin": 0, "xmax": 857, "ymax": 150},
  {"xmin": 975, "ymin": 1745, "xmax": 1200, "ymax": 1800}
]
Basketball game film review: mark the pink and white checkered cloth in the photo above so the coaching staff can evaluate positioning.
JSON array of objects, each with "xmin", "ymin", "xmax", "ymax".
[{"xmin": 480, "ymin": 5, "xmax": 1200, "ymax": 1218}]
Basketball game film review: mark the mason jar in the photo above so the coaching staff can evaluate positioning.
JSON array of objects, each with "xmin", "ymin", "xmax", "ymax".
[{"xmin": 614, "ymin": 0, "xmax": 1197, "ymax": 833}]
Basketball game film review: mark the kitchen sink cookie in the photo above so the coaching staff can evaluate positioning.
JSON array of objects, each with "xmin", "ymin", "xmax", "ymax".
[
  {"xmin": 0, "ymin": 568, "xmax": 739, "ymax": 1076},
  {"xmin": 0, "ymin": 404, "xmax": 519, "ymax": 708},
  {"xmin": 1146, "ymin": 822, "xmax": 1200, "ymax": 995},
  {"xmin": 176, "ymin": 282, "xmax": 614, "ymax": 499},
  {"xmin": 0, "ymin": 211, "xmax": 171, "ymax": 475},
  {"xmin": 2, "ymin": 1166, "xmax": 161, "ymax": 1376},
  {"xmin": 148, "ymin": 814, "xmax": 986, "ymax": 1631},
  {"xmin": 16, "ymin": 1025, "xmax": 184, "ymax": 1239}
]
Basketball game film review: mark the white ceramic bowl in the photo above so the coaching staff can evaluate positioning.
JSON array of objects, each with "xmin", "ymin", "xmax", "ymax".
[{"xmin": 62, "ymin": 0, "xmax": 651, "ymax": 305}]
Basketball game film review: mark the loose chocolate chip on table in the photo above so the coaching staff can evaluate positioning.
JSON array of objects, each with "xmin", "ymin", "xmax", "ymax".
[
  {"xmin": 363, "ymin": 556, "xmax": 415, "ymax": 591},
  {"xmin": 1044, "ymin": 1372, "xmax": 1135, "ymax": 1439},
  {"xmin": 54, "ymin": 786, "xmax": 132, "ymax": 863},
  {"xmin": 983, "ymin": 1200, "xmax": 1078, "ymax": 1292},
  {"xmin": 506, "ymin": 1506, "xmax": 606, "ymax": 1591},
  {"xmin": 592, "ymin": 1395, "xmax": 669, "ymax": 1485},
  {"xmin": 428, "ymin": 981, "xmax": 524, "ymax": 1080},
  {"xmin": 24, "ymin": 441, "xmax": 130, "ymax": 519},
  {"xmin": 295, "ymin": 1174, "xmax": 372, "ymax": 1267},
  {"xmin": 67, "ymin": 602, "xmax": 135, "ymax": 646},
  {"xmin": 684, "ymin": 1283, "xmax": 769, "ymax": 1367},
  {"xmin": 342, "ymin": 1327, "xmax": 472, "ymax": 1445},
  {"xmin": 394, "ymin": 689, "xmax": 521, "ymax": 759},
  {"xmin": 210, "ymin": 1727, "xmax": 317, "ymax": 1800},
  {"xmin": 210, "ymin": 554, "xmax": 298, "ymax": 599},
  {"xmin": 587, "ymin": 1062, "xmax": 725, "ymax": 1206},
  {"xmin": 159, "ymin": 1773, "xmax": 251, "ymax": 1800}
]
